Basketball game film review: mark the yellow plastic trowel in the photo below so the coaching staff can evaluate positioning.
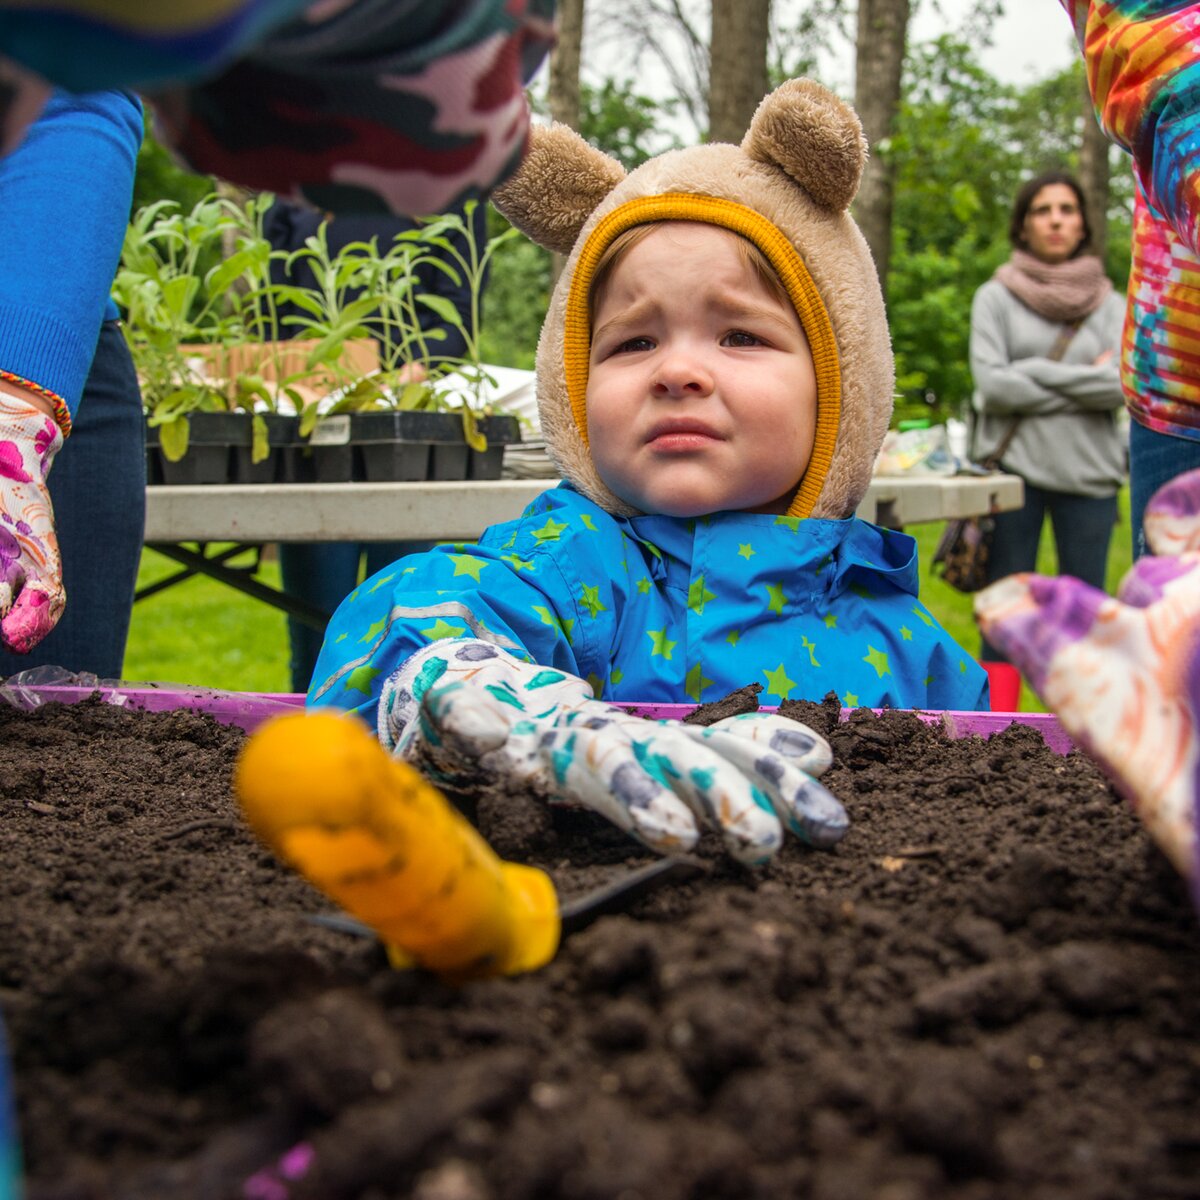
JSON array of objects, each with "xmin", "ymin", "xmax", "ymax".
[{"xmin": 234, "ymin": 710, "xmax": 703, "ymax": 982}]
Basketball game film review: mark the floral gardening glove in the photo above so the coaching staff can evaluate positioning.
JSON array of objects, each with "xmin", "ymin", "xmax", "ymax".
[
  {"xmin": 974, "ymin": 469, "xmax": 1200, "ymax": 894},
  {"xmin": 379, "ymin": 639, "xmax": 848, "ymax": 866},
  {"xmin": 0, "ymin": 390, "xmax": 64, "ymax": 654}
]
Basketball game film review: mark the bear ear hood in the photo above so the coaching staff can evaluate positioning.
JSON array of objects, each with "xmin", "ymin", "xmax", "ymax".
[
  {"xmin": 490, "ymin": 123, "xmax": 627, "ymax": 254},
  {"xmin": 491, "ymin": 79, "xmax": 894, "ymax": 522},
  {"xmin": 741, "ymin": 78, "xmax": 866, "ymax": 213}
]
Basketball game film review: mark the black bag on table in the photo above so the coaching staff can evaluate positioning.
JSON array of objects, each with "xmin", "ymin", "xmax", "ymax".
[
  {"xmin": 930, "ymin": 414, "xmax": 1022, "ymax": 593},
  {"xmin": 931, "ymin": 511, "xmax": 997, "ymax": 593}
]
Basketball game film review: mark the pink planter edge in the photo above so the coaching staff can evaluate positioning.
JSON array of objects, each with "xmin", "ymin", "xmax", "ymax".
[{"xmin": 0, "ymin": 683, "xmax": 1075, "ymax": 754}]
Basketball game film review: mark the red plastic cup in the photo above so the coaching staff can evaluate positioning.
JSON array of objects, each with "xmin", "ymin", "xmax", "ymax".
[{"xmin": 980, "ymin": 661, "xmax": 1021, "ymax": 712}]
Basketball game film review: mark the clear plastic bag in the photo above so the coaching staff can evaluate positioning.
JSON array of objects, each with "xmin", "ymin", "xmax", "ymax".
[
  {"xmin": 874, "ymin": 425, "xmax": 958, "ymax": 477},
  {"xmin": 0, "ymin": 666, "xmax": 304, "ymax": 732}
]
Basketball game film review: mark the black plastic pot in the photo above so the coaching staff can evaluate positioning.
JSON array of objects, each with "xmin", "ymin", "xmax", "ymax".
[
  {"xmin": 230, "ymin": 413, "xmax": 302, "ymax": 484},
  {"xmin": 352, "ymin": 411, "xmax": 522, "ymax": 483},
  {"xmin": 352, "ymin": 411, "xmax": 455, "ymax": 482},
  {"xmin": 306, "ymin": 414, "xmax": 356, "ymax": 482},
  {"xmin": 144, "ymin": 422, "xmax": 163, "ymax": 486},
  {"xmin": 469, "ymin": 415, "xmax": 522, "ymax": 480},
  {"xmin": 155, "ymin": 412, "xmax": 245, "ymax": 485},
  {"xmin": 147, "ymin": 409, "xmax": 524, "ymax": 486}
]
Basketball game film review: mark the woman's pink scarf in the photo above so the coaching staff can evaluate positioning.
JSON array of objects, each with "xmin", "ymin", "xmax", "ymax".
[{"xmin": 993, "ymin": 248, "xmax": 1113, "ymax": 323}]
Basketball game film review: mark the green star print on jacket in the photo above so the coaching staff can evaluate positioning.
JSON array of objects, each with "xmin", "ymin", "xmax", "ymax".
[{"xmin": 308, "ymin": 484, "xmax": 988, "ymax": 723}]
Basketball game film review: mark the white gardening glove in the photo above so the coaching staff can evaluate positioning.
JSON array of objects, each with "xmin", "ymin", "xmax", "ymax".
[
  {"xmin": 0, "ymin": 389, "xmax": 64, "ymax": 653},
  {"xmin": 378, "ymin": 638, "xmax": 848, "ymax": 866}
]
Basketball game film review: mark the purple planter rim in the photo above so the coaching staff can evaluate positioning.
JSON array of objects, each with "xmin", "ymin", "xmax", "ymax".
[{"xmin": 0, "ymin": 684, "xmax": 1074, "ymax": 752}]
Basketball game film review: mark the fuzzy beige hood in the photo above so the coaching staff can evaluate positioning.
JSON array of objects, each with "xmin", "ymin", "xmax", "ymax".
[{"xmin": 491, "ymin": 78, "xmax": 894, "ymax": 520}]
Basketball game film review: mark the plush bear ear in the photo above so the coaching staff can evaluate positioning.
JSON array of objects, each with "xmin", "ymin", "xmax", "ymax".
[
  {"xmin": 742, "ymin": 79, "xmax": 867, "ymax": 213},
  {"xmin": 491, "ymin": 123, "xmax": 627, "ymax": 255}
]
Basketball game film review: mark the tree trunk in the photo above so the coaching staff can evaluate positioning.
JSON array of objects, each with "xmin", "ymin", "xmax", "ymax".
[
  {"xmin": 548, "ymin": 0, "xmax": 584, "ymax": 130},
  {"xmin": 708, "ymin": 0, "xmax": 771, "ymax": 144},
  {"xmin": 1078, "ymin": 71, "xmax": 1110, "ymax": 263},
  {"xmin": 853, "ymin": 0, "xmax": 911, "ymax": 286},
  {"xmin": 547, "ymin": 0, "xmax": 584, "ymax": 284}
]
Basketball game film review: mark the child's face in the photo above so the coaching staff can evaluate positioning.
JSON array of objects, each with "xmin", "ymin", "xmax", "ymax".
[{"xmin": 586, "ymin": 223, "xmax": 817, "ymax": 518}]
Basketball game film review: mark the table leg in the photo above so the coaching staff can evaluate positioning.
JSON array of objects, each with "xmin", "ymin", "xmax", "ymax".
[{"xmin": 141, "ymin": 542, "xmax": 331, "ymax": 630}]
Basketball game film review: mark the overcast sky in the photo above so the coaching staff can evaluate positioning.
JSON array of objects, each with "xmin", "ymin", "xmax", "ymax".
[
  {"xmin": 812, "ymin": 0, "xmax": 1079, "ymax": 90},
  {"xmin": 582, "ymin": 1, "xmax": 1080, "ymax": 90},
  {"xmin": 567, "ymin": 1, "xmax": 1080, "ymax": 144},
  {"xmin": 928, "ymin": 0, "xmax": 1078, "ymax": 84}
]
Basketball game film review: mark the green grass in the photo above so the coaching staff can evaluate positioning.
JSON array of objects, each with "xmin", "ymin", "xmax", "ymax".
[
  {"xmin": 908, "ymin": 484, "xmax": 1133, "ymax": 712},
  {"xmin": 124, "ymin": 487, "xmax": 1134, "ymax": 706},
  {"xmin": 124, "ymin": 545, "xmax": 292, "ymax": 693}
]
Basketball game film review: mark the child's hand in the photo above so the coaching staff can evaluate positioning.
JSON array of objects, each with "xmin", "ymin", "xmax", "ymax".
[
  {"xmin": 379, "ymin": 639, "xmax": 848, "ymax": 865},
  {"xmin": 974, "ymin": 469, "xmax": 1200, "ymax": 891}
]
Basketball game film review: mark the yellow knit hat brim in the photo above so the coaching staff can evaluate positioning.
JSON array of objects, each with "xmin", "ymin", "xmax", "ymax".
[{"xmin": 562, "ymin": 193, "xmax": 841, "ymax": 521}]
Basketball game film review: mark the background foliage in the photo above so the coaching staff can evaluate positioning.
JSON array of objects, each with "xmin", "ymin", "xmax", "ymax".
[{"xmin": 886, "ymin": 38, "xmax": 1131, "ymax": 425}]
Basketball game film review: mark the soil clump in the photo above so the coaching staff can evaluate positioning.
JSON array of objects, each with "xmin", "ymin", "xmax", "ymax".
[{"xmin": 1, "ymin": 693, "xmax": 1198, "ymax": 1200}]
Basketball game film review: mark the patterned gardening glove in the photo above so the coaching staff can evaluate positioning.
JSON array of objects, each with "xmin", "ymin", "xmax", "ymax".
[
  {"xmin": 378, "ymin": 639, "xmax": 848, "ymax": 866},
  {"xmin": 0, "ymin": 391, "xmax": 64, "ymax": 654},
  {"xmin": 974, "ymin": 468, "xmax": 1200, "ymax": 895}
]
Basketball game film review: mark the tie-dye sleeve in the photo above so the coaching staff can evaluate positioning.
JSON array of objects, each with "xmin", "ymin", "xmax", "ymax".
[
  {"xmin": 1060, "ymin": 0, "xmax": 1200, "ymax": 256},
  {"xmin": 0, "ymin": 0, "xmax": 556, "ymax": 216},
  {"xmin": 1061, "ymin": 0, "xmax": 1200, "ymax": 438}
]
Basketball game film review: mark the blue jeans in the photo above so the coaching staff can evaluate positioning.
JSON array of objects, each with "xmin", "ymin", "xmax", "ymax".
[
  {"xmin": 0, "ymin": 321, "xmax": 145, "ymax": 680},
  {"xmin": 1129, "ymin": 419, "xmax": 1200, "ymax": 559},
  {"xmin": 980, "ymin": 478, "xmax": 1118, "ymax": 662},
  {"xmin": 279, "ymin": 540, "xmax": 435, "ymax": 693}
]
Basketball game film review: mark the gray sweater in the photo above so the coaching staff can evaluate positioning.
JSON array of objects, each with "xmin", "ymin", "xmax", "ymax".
[{"xmin": 969, "ymin": 279, "xmax": 1126, "ymax": 497}]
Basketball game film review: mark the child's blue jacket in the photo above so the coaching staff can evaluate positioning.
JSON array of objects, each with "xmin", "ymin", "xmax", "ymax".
[{"xmin": 309, "ymin": 483, "xmax": 989, "ymax": 720}]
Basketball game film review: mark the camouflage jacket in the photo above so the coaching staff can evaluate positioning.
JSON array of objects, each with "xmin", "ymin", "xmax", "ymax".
[{"xmin": 0, "ymin": 0, "xmax": 555, "ymax": 215}]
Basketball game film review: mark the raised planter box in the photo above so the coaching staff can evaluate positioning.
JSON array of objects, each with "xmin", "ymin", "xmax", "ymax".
[
  {"xmin": 8, "ymin": 684, "xmax": 1194, "ymax": 1200},
  {"xmin": 0, "ymin": 682, "xmax": 304, "ymax": 731}
]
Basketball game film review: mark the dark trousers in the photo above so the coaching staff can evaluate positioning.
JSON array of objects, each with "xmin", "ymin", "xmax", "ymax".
[
  {"xmin": 1129, "ymin": 418, "xmax": 1200, "ymax": 559},
  {"xmin": 0, "ymin": 321, "xmax": 145, "ymax": 680},
  {"xmin": 980, "ymin": 478, "xmax": 1118, "ymax": 663}
]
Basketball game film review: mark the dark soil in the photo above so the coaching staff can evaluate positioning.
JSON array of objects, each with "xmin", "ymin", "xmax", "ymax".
[{"xmin": 2, "ymin": 693, "xmax": 1199, "ymax": 1200}]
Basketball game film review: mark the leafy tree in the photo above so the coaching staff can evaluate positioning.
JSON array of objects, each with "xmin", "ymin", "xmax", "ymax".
[
  {"xmin": 889, "ymin": 36, "xmax": 1022, "ymax": 260},
  {"xmin": 478, "ymin": 205, "xmax": 551, "ymax": 370},
  {"xmin": 131, "ymin": 108, "xmax": 213, "ymax": 217},
  {"xmin": 884, "ymin": 36, "xmax": 1132, "ymax": 422},
  {"xmin": 709, "ymin": 0, "xmax": 770, "ymax": 145},
  {"xmin": 854, "ymin": 0, "xmax": 912, "ymax": 284},
  {"xmin": 580, "ymin": 77, "xmax": 681, "ymax": 168},
  {"xmin": 589, "ymin": 0, "xmax": 709, "ymax": 137},
  {"xmin": 767, "ymin": 0, "xmax": 845, "ymax": 90}
]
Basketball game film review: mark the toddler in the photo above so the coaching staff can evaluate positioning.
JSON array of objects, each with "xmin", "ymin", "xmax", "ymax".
[{"xmin": 308, "ymin": 79, "xmax": 988, "ymax": 863}]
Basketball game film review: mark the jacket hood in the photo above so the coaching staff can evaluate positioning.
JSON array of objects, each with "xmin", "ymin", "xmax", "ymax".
[{"xmin": 491, "ymin": 78, "xmax": 894, "ymax": 520}]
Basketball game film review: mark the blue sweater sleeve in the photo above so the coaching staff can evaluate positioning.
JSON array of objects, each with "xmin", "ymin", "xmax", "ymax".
[{"xmin": 0, "ymin": 89, "xmax": 141, "ymax": 420}]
